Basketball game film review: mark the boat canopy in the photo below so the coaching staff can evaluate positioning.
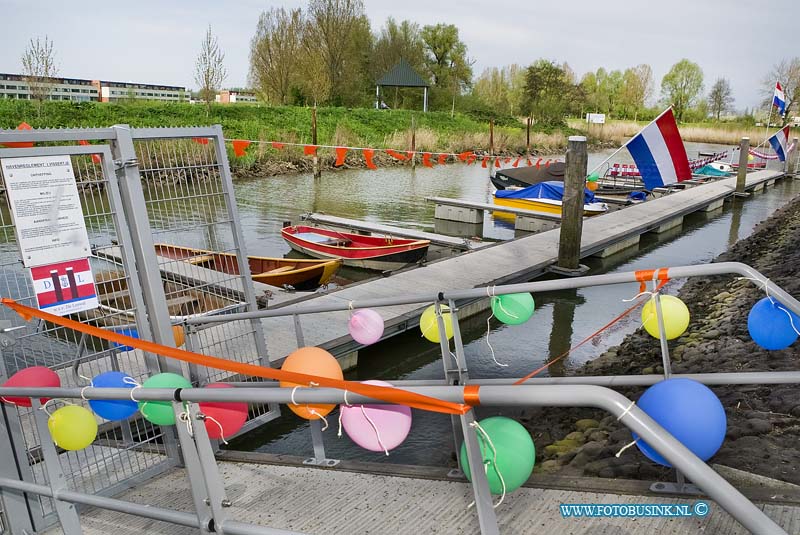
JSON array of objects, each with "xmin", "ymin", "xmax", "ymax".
[
  {"xmin": 694, "ymin": 164, "xmax": 730, "ymax": 177},
  {"xmin": 494, "ymin": 180, "xmax": 597, "ymax": 204}
]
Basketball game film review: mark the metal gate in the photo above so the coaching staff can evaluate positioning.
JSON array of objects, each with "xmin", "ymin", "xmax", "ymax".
[{"xmin": 0, "ymin": 125, "xmax": 277, "ymax": 532}]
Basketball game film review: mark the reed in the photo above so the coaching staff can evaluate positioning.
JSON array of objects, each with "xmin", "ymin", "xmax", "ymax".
[{"xmin": 570, "ymin": 118, "xmax": 769, "ymax": 146}]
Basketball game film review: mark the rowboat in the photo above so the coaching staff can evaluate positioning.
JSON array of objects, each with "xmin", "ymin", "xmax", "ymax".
[
  {"xmin": 281, "ymin": 225, "xmax": 429, "ymax": 271},
  {"xmin": 154, "ymin": 244, "xmax": 341, "ymax": 290},
  {"xmin": 490, "ymin": 162, "xmax": 565, "ymax": 190},
  {"xmin": 493, "ymin": 181, "xmax": 608, "ymax": 217}
]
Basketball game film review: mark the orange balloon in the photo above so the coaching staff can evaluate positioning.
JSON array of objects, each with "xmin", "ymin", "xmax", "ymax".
[
  {"xmin": 587, "ymin": 181, "xmax": 599, "ymax": 191},
  {"xmin": 279, "ymin": 347, "xmax": 343, "ymax": 419},
  {"xmin": 172, "ymin": 325, "xmax": 185, "ymax": 347}
]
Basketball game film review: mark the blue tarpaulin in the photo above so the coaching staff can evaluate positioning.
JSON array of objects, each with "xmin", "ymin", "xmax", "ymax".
[{"xmin": 494, "ymin": 181, "xmax": 597, "ymax": 204}]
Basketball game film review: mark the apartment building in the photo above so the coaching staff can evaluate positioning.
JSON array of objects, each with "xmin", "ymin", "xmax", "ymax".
[{"xmin": 0, "ymin": 73, "xmax": 186, "ymax": 102}]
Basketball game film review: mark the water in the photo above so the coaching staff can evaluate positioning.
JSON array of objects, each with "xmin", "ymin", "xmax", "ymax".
[{"xmin": 227, "ymin": 145, "xmax": 800, "ymax": 465}]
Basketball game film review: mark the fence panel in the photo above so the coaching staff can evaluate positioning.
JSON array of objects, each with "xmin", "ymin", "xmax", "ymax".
[{"xmin": 0, "ymin": 141, "xmax": 176, "ymax": 530}]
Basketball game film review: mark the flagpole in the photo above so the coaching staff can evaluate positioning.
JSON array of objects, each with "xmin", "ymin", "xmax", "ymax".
[
  {"xmin": 586, "ymin": 106, "xmax": 674, "ymax": 177},
  {"xmin": 757, "ymin": 80, "xmax": 778, "ymax": 150}
]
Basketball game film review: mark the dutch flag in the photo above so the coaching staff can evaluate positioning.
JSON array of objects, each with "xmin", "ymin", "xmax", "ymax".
[
  {"xmin": 768, "ymin": 125, "xmax": 791, "ymax": 162},
  {"xmin": 626, "ymin": 108, "xmax": 692, "ymax": 190},
  {"xmin": 773, "ymin": 82, "xmax": 786, "ymax": 117}
]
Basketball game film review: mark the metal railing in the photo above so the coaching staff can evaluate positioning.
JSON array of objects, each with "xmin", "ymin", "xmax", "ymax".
[{"xmin": 0, "ymin": 262, "xmax": 797, "ymax": 534}]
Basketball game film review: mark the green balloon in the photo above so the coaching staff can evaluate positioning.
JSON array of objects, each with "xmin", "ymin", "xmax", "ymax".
[
  {"xmin": 491, "ymin": 293, "xmax": 535, "ymax": 325},
  {"xmin": 587, "ymin": 172, "xmax": 600, "ymax": 182},
  {"xmin": 138, "ymin": 372, "xmax": 192, "ymax": 426},
  {"xmin": 460, "ymin": 416, "xmax": 535, "ymax": 494}
]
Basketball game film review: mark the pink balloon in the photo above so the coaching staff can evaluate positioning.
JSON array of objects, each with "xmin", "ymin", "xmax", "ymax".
[
  {"xmin": 1, "ymin": 366, "xmax": 60, "ymax": 407},
  {"xmin": 341, "ymin": 380, "xmax": 412, "ymax": 452},
  {"xmin": 348, "ymin": 309, "xmax": 385, "ymax": 345},
  {"xmin": 198, "ymin": 383, "xmax": 248, "ymax": 440}
]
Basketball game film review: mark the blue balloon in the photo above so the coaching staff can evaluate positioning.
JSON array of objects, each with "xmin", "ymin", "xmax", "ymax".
[
  {"xmin": 748, "ymin": 297, "xmax": 800, "ymax": 350},
  {"xmin": 633, "ymin": 378, "xmax": 726, "ymax": 467},
  {"xmin": 112, "ymin": 328, "xmax": 139, "ymax": 352},
  {"xmin": 88, "ymin": 371, "xmax": 138, "ymax": 421}
]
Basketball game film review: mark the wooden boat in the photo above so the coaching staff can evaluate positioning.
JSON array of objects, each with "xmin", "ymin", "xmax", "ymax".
[
  {"xmin": 154, "ymin": 244, "xmax": 341, "ymax": 290},
  {"xmin": 281, "ymin": 225, "xmax": 429, "ymax": 271},
  {"xmin": 493, "ymin": 181, "xmax": 608, "ymax": 217}
]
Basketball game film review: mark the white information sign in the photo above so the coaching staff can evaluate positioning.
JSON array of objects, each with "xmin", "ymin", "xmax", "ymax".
[
  {"xmin": 1, "ymin": 155, "xmax": 91, "ymax": 267},
  {"xmin": 586, "ymin": 113, "xmax": 606, "ymax": 124}
]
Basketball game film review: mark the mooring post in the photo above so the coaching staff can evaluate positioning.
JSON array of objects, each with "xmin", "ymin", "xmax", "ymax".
[
  {"xmin": 312, "ymin": 106, "xmax": 321, "ymax": 179},
  {"xmin": 735, "ymin": 137, "xmax": 749, "ymax": 195},
  {"xmin": 526, "ymin": 116, "xmax": 531, "ymax": 154},
  {"xmin": 556, "ymin": 136, "xmax": 588, "ymax": 273},
  {"xmin": 410, "ymin": 115, "xmax": 417, "ymax": 170},
  {"xmin": 791, "ymin": 137, "xmax": 799, "ymax": 176},
  {"xmin": 489, "ymin": 118, "xmax": 495, "ymax": 170}
]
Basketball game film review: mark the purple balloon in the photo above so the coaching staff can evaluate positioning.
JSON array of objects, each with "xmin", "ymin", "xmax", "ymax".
[
  {"xmin": 341, "ymin": 380, "xmax": 412, "ymax": 452},
  {"xmin": 348, "ymin": 309, "xmax": 385, "ymax": 345}
]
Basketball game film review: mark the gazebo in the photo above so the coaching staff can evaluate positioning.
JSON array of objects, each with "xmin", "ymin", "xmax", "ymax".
[{"xmin": 375, "ymin": 59, "xmax": 430, "ymax": 112}]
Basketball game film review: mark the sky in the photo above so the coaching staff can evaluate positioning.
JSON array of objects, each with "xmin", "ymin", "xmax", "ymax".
[{"xmin": 1, "ymin": 0, "xmax": 797, "ymax": 111}]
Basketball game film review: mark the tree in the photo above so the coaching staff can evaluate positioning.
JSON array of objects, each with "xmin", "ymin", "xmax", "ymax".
[
  {"xmin": 473, "ymin": 64, "xmax": 526, "ymax": 116},
  {"xmin": 305, "ymin": 0, "xmax": 371, "ymax": 106},
  {"xmin": 420, "ymin": 23, "xmax": 473, "ymax": 113},
  {"xmin": 249, "ymin": 8, "xmax": 304, "ymax": 105},
  {"xmin": 707, "ymin": 78, "xmax": 734, "ymax": 120},
  {"xmin": 661, "ymin": 59, "xmax": 704, "ymax": 122},
  {"xmin": 21, "ymin": 36, "xmax": 58, "ymax": 117},
  {"xmin": 371, "ymin": 18, "xmax": 427, "ymax": 109},
  {"xmin": 194, "ymin": 25, "xmax": 227, "ymax": 115},
  {"xmin": 619, "ymin": 64, "xmax": 653, "ymax": 119},
  {"xmin": 763, "ymin": 58, "xmax": 800, "ymax": 125},
  {"xmin": 522, "ymin": 59, "xmax": 580, "ymax": 127}
]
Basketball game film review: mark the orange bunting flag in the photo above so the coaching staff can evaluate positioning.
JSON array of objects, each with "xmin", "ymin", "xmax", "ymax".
[
  {"xmin": 303, "ymin": 145, "xmax": 318, "ymax": 156},
  {"xmin": 385, "ymin": 149, "xmax": 408, "ymax": 161},
  {"xmin": 271, "ymin": 142, "xmax": 286, "ymax": 150},
  {"xmin": 481, "ymin": 155, "xmax": 490, "ymax": 168},
  {"xmin": 512, "ymin": 156, "xmax": 521, "ymax": 168},
  {"xmin": 494, "ymin": 158, "xmax": 501, "ymax": 168},
  {"xmin": 503, "ymin": 157, "xmax": 512, "ymax": 165},
  {"xmin": 334, "ymin": 147, "xmax": 348, "ymax": 166},
  {"xmin": 535, "ymin": 158, "xmax": 542, "ymax": 169},
  {"xmin": 437, "ymin": 153, "xmax": 448, "ymax": 165},
  {"xmin": 422, "ymin": 152, "xmax": 433, "ymax": 167},
  {"xmin": 232, "ymin": 140, "xmax": 252, "ymax": 158},
  {"xmin": 362, "ymin": 148, "xmax": 378, "ymax": 169},
  {"xmin": 458, "ymin": 150, "xmax": 474, "ymax": 162},
  {"xmin": 526, "ymin": 158, "xmax": 533, "ymax": 167},
  {"xmin": 1, "ymin": 122, "xmax": 34, "ymax": 148},
  {"xmin": 78, "ymin": 140, "xmax": 102, "ymax": 164},
  {"xmin": 544, "ymin": 159, "xmax": 551, "ymax": 167},
  {"xmin": 466, "ymin": 154, "xmax": 478, "ymax": 165},
  {"xmin": 192, "ymin": 137, "xmax": 209, "ymax": 145}
]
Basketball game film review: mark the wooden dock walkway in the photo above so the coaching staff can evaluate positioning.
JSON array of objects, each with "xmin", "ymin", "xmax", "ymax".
[{"xmin": 44, "ymin": 458, "xmax": 800, "ymax": 534}]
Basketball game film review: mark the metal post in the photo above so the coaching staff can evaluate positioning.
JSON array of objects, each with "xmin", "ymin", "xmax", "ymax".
[
  {"xmin": 459, "ymin": 410, "xmax": 499, "ymax": 535},
  {"xmin": 423, "ymin": 87, "xmax": 428, "ymax": 113},
  {"xmin": 30, "ymin": 399, "xmax": 82, "ymax": 534},
  {"xmin": 653, "ymin": 293, "xmax": 672, "ymax": 379},
  {"xmin": 735, "ymin": 137, "xmax": 750, "ymax": 195},
  {"xmin": 375, "ymin": 85, "xmax": 379, "ymax": 110},
  {"xmin": 188, "ymin": 402, "xmax": 233, "ymax": 532},
  {"xmin": 211, "ymin": 125, "xmax": 272, "ymax": 368},
  {"xmin": 312, "ymin": 107, "xmax": 321, "ymax": 180},
  {"xmin": 555, "ymin": 136, "xmax": 588, "ymax": 273},
  {"xmin": 0, "ymin": 405, "xmax": 36, "ymax": 534},
  {"xmin": 446, "ymin": 299, "xmax": 468, "ymax": 474},
  {"xmin": 304, "ymin": 418, "xmax": 338, "ymax": 467},
  {"xmin": 171, "ymin": 401, "xmax": 214, "ymax": 534}
]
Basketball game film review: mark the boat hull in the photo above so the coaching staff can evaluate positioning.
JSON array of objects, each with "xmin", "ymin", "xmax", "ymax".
[
  {"xmin": 492, "ymin": 196, "xmax": 607, "ymax": 216},
  {"xmin": 281, "ymin": 226, "xmax": 429, "ymax": 271}
]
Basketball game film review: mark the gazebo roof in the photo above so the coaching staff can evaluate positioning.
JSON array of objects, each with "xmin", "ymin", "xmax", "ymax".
[{"xmin": 376, "ymin": 59, "xmax": 429, "ymax": 88}]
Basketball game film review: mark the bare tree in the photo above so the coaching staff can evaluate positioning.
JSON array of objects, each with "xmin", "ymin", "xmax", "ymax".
[
  {"xmin": 707, "ymin": 78, "xmax": 734, "ymax": 120},
  {"xmin": 763, "ymin": 58, "xmax": 800, "ymax": 125},
  {"xmin": 194, "ymin": 25, "xmax": 227, "ymax": 115},
  {"xmin": 249, "ymin": 8, "xmax": 304, "ymax": 105},
  {"xmin": 21, "ymin": 36, "xmax": 58, "ymax": 118}
]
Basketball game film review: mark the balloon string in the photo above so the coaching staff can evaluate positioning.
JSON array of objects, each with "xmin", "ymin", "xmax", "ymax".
[
  {"xmin": 179, "ymin": 411, "xmax": 193, "ymax": 437},
  {"xmin": 306, "ymin": 382, "xmax": 330, "ymax": 432},
  {"xmin": 737, "ymin": 276, "xmax": 800, "ymax": 336},
  {"xmin": 466, "ymin": 421, "xmax": 506, "ymax": 509},
  {"xmin": 123, "ymin": 377, "xmax": 142, "ymax": 402},
  {"xmin": 204, "ymin": 415, "xmax": 229, "ymax": 445},
  {"xmin": 615, "ymin": 439, "xmax": 638, "ymax": 458},
  {"xmin": 337, "ymin": 390, "xmax": 352, "ymax": 438},
  {"xmin": 360, "ymin": 405, "xmax": 389, "ymax": 456},
  {"xmin": 484, "ymin": 311, "xmax": 509, "ymax": 368}
]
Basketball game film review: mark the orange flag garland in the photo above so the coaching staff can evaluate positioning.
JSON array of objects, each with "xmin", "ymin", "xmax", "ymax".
[
  {"xmin": 512, "ymin": 156, "xmax": 521, "ymax": 168},
  {"xmin": 437, "ymin": 153, "xmax": 448, "ymax": 165},
  {"xmin": 481, "ymin": 155, "xmax": 490, "ymax": 168},
  {"xmin": 334, "ymin": 147, "xmax": 348, "ymax": 166},
  {"xmin": 232, "ymin": 140, "xmax": 252, "ymax": 158},
  {"xmin": 362, "ymin": 148, "xmax": 377, "ymax": 169},
  {"xmin": 0, "ymin": 122, "xmax": 34, "ymax": 148},
  {"xmin": 458, "ymin": 150, "xmax": 474, "ymax": 162},
  {"xmin": 192, "ymin": 137, "xmax": 209, "ymax": 145},
  {"xmin": 422, "ymin": 152, "xmax": 433, "ymax": 167},
  {"xmin": 303, "ymin": 145, "xmax": 318, "ymax": 156},
  {"xmin": 385, "ymin": 149, "xmax": 408, "ymax": 161},
  {"xmin": 78, "ymin": 140, "xmax": 102, "ymax": 164},
  {"xmin": 271, "ymin": 142, "xmax": 286, "ymax": 150}
]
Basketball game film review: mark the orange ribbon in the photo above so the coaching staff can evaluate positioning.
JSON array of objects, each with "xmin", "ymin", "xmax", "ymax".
[
  {"xmin": 362, "ymin": 148, "xmax": 377, "ymax": 169},
  {"xmin": 422, "ymin": 152, "xmax": 433, "ymax": 167},
  {"xmin": 1, "ymin": 299, "xmax": 467, "ymax": 415},
  {"xmin": 303, "ymin": 145, "xmax": 318, "ymax": 156},
  {"xmin": 385, "ymin": 149, "xmax": 408, "ymax": 161},
  {"xmin": 334, "ymin": 147, "xmax": 348, "ymax": 166},
  {"xmin": 232, "ymin": 140, "xmax": 251, "ymax": 157}
]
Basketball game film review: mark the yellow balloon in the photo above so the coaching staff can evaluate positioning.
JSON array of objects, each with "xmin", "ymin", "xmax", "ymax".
[
  {"xmin": 48, "ymin": 405, "xmax": 98, "ymax": 451},
  {"xmin": 641, "ymin": 295, "xmax": 690, "ymax": 340},
  {"xmin": 747, "ymin": 154, "xmax": 754, "ymax": 162},
  {"xmin": 419, "ymin": 304, "xmax": 454, "ymax": 343}
]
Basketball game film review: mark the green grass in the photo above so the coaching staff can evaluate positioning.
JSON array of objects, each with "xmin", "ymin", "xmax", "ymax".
[{"xmin": 0, "ymin": 100, "xmax": 583, "ymax": 172}]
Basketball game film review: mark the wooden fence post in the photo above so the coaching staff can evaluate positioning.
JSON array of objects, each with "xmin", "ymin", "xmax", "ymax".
[
  {"xmin": 735, "ymin": 137, "xmax": 749, "ymax": 195},
  {"xmin": 410, "ymin": 115, "xmax": 417, "ymax": 170},
  {"xmin": 312, "ymin": 106, "xmax": 321, "ymax": 179},
  {"xmin": 556, "ymin": 136, "xmax": 588, "ymax": 273}
]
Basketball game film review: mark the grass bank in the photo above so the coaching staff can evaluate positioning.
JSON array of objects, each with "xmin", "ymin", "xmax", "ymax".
[
  {"xmin": 569, "ymin": 118, "xmax": 771, "ymax": 146},
  {"xmin": 0, "ymin": 100, "xmax": 585, "ymax": 176}
]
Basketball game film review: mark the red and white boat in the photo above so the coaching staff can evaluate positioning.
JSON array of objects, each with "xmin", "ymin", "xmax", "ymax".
[{"xmin": 281, "ymin": 225, "xmax": 430, "ymax": 271}]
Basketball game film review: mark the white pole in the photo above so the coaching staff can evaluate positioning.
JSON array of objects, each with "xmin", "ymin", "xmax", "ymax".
[{"xmin": 586, "ymin": 106, "xmax": 674, "ymax": 176}]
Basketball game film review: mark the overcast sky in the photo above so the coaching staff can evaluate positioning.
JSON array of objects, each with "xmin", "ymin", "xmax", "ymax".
[{"xmin": 1, "ymin": 0, "xmax": 796, "ymax": 110}]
